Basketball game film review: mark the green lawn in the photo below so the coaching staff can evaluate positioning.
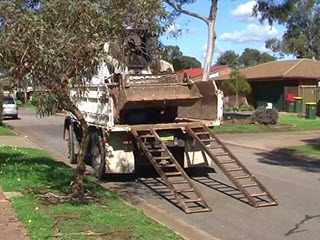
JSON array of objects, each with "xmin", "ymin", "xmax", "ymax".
[
  {"xmin": 0, "ymin": 146, "xmax": 180, "ymax": 240},
  {"xmin": 213, "ymin": 123, "xmax": 261, "ymax": 134},
  {"xmin": 21, "ymin": 102, "xmax": 37, "ymax": 110},
  {"xmin": 215, "ymin": 114, "xmax": 320, "ymax": 134},
  {"xmin": 278, "ymin": 115, "xmax": 320, "ymax": 131},
  {"xmin": 0, "ymin": 125, "xmax": 15, "ymax": 135},
  {"xmin": 285, "ymin": 145, "xmax": 320, "ymax": 157}
]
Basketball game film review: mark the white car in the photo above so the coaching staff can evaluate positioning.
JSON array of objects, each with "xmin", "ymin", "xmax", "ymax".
[{"xmin": 3, "ymin": 97, "xmax": 18, "ymax": 119}]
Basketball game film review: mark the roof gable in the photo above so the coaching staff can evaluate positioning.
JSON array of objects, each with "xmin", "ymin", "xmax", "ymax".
[
  {"xmin": 177, "ymin": 65, "xmax": 227, "ymax": 78},
  {"xmin": 213, "ymin": 59, "xmax": 320, "ymax": 81}
]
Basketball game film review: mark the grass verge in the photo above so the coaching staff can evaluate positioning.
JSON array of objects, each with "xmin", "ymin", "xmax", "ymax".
[
  {"xmin": 0, "ymin": 146, "xmax": 180, "ymax": 240},
  {"xmin": 285, "ymin": 145, "xmax": 320, "ymax": 157},
  {"xmin": 21, "ymin": 102, "xmax": 37, "ymax": 110},
  {"xmin": 213, "ymin": 123, "xmax": 261, "ymax": 134},
  {"xmin": 215, "ymin": 114, "xmax": 320, "ymax": 134},
  {"xmin": 0, "ymin": 125, "xmax": 15, "ymax": 135},
  {"xmin": 278, "ymin": 115, "xmax": 320, "ymax": 131}
]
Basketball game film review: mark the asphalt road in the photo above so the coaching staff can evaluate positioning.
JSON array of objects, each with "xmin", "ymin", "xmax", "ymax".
[{"xmin": 5, "ymin": 109, "xmax": 320, "ymax": 240}]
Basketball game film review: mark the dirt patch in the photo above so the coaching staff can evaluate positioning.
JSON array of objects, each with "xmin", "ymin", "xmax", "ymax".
[{"xmin": 223, "ymin": 118, "xmax": 252, "ymax": 125}]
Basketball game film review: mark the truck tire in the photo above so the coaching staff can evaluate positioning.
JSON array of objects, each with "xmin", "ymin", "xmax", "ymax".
[
  {"xmin": 68, "ymin": 124, "xmax": 77, "ymax": 164},
  {"xmin": 91, "ymin": 134, "xmax": 106, "ymax": 180}
]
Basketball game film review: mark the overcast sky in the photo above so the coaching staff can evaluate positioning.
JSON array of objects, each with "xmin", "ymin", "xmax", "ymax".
[{"xmin": 161, "ymin": 0, "xmax": 291, "ymax": 65}]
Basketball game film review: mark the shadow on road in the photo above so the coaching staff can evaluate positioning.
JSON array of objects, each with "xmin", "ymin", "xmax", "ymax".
[
  {"xmin": 139, "ymin": 178, "xmax": 184, "ymax": 211},
  {"xmin": 285, "ymin": 214, "xmax": 320, "ymax": 236},
  {"xmin": 255, "ymin": 138, "xmax": 320, "ymax": 173},
  {"xmin": 192, "ymin": 176, "xmax": 251, "ymax": 206}
]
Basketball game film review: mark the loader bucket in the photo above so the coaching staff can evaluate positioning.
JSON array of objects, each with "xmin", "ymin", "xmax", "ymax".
[
  {"xmin": 116, "ymin": 74, "xmax": 202, "ymax": 124},
  {"xmin": 178, "ymin": 81, "xmax": 219, "ymax": 121}
]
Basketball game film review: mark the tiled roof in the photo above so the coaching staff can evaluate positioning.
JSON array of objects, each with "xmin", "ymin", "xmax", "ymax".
[
  {"xmin": 213, "ymin": 59, "xmax": 320, "ymax": 81},
  {"xmin": 177, "ymin": 65, "xmax": 227, "ymax": 78}
]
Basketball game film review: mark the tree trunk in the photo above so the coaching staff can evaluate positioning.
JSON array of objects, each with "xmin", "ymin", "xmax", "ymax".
[
  {"xmin": 0, "ymin": 83, "xmax": 3, "ymax": 125},
  {"xmin": 202, "ymin": 21, "xmax": 215, "ymax": 82},
  {"xmin": 164, "ymin": 0, "xmax": 218, "ymax": 83},
  {"xmin": 235, "ymin": 91, "xmax": 239, "ymax": 107},
  {"xmin": 73, "ymin": 121, "xmax": 89, "ymax": 198},
  {"xmin": 24, "ymin": 85, "xmax": 28, "ymax": 104},
  {"xmin": 64, "ymin": 97, "xmax": 90, "ymax": 198}
]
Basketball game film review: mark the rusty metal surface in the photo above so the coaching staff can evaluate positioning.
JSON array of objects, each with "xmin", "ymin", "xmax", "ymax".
[
  {"xmin": 127, "ymin": 73, "xmax": 183, "ymax": 85},
  {"xmin": 122, "ymin": 83, "xmax": 201, "ymax": 105},
  {"xmin": 114, "ymin": 74, "xmax": 202, "ymax": 124},
  {"xmin": 178, "ymin": 81, "xmax": 218, "ymax": 120}
]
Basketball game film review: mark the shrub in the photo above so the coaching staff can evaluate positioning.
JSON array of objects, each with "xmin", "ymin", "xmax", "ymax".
[
  {"xmin": 251, "ymin": 106, "xmax": 278, "ymax": 125},
  {"xmin": 225, "ymin": 105, "xmax": 255, "ymax": 112},
  {"xmin": 31, "ymin": 97, "xmax": 37, "ymax": 106},
  {"xmin": 16, "ymin": 100, "xmax": 23, "ymax": 106},
  {"xmin": 239, "ymin": 105, "xmax": 255, "ymax": 112}
]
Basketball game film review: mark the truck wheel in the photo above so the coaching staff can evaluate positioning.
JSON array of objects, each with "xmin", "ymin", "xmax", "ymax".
[
  {"xmin": 91, "ymin": 134, "xmax": 106, "ymax": 180},
  {"xmin": 68, "ymin": 124, "xmax": 77, "ymax": 164}
]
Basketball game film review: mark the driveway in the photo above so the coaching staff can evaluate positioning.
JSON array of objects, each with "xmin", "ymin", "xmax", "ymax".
[{"xmin": 4, "ymin": 109, "xmax": 320, "ymax": 240}]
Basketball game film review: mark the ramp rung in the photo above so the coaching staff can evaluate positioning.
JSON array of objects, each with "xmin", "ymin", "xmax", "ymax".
[
  {"xmin": 177, "ymin": 188, "xmax": 194, "ymax": 193},
  {"xmin": 160, "ymin": 164, "xmax": 176, "ymax": 168},
  {"xmin": 138, "ymin": 134, "xmax": 155, "ymax": 138},
  {"xmin": 227, "ymin": 168, "xmax": 243, "ymax": 172},
  {"xmin": 242, "ymin": 183, "xmax": 258, "ymax": 188},
  {"xmin": 214, "ymin": 153, "xmax": 229, "ymax": 157},
  {"xmin": 186, "ymin": 208, "xmax": 212, "ymax": 214},
  {"xmin": 257, "ymin": 202, "xmax": 277, "ymax": 207},
  {"xmin": 201, "ymin": 138, "xmax": 215, "ymax": 142},
  {"xmin": 234, "ymin": 175, "xmax": 251, "ymax": 180},
  {"xmin": 171, "ymin": 180, "xmax": 188, "ymax": 184},
  {"xmin": 221, "ymin": 160, "xmax": 235, "ymax": 164},
  {"xmin": 251, "ymin": 192, "xmax": 267, "ymax": 197},
  {"xmin": 195, "ymin": 131, "xmax": 209, "ymax": 135},
  {"xmin": 184, "ymin": 198, "xmax": 202, "ymax": 203},
  {"xmin": 154, "ymin": 156, "xmax": 170, "ymax": 160},
  {"xmin": 149, "ymin": 149, "xmax": 165, "ymax": 152},
  {"xmin": 165, "ymin": 172, "xmax": 181, "ymax": 177},
  {"xmin": 208, "ymin": 146, "xmax": 222, "ymax": 149}
]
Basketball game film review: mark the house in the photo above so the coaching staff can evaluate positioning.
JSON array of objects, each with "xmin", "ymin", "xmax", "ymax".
[
  {"xmin": 213, "ymin": 59, "xmax": 320, "ymax": 112},
  {"xmin": 177, "ymin": 65, "xmax": 233, "ymax": 81}
]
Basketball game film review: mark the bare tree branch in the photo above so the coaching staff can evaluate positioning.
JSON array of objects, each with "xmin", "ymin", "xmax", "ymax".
[{"xmin": 164, "ymin": 0, "xmax": 209, "ymax": 24}]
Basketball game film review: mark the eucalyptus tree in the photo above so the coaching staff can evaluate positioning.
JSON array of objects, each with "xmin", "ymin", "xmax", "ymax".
[
  {"xmin": 163, "ymin": 0, "xmax": 218, "ymax": 82},
  {"xmin": 0, "ymin": 0, "xmax": 166, "ymax": 197},
  {"xmin": 256, "ymin": 0, "xmax": 320, "ymax": 59}
]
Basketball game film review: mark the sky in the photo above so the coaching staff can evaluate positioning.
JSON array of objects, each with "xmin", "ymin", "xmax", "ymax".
[{"xmin": 160, "ymin": 0, "xmax": 292, "ymax": 66}]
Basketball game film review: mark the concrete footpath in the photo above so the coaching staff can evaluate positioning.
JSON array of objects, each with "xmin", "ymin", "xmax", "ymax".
[
  {"xmin": 0, "ymin": 135, "xmax": 39, "ymax": 149},
  {"xmin": 0, "ymin": 186, "xmax": 30, "ymax": 240},
  {"xmin": 0, "ymin": 135, "xmax": 34, "ymax": 240}
]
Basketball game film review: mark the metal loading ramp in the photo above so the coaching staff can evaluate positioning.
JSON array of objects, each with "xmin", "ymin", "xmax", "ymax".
[
  {"xmin": 185, "ymin": 124, "xmax": 278, "ymax": 208},
  {"xmin": 131, "ymin": 127, "xmax": 212, "ymax": 214}
]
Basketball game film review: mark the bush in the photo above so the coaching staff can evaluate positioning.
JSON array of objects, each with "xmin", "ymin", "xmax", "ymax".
[
  {"xmin": 31, "ymin": 97, "xmax": 37, "ymax": 106},
  {"xmin": 251, "ymin": 106, "xmax": 278, "ymax": 125},
  {"xmin": 225, "ymin": 105, "xmax": 255, "ymax": 112},
  {"xmin": 16, "ymin": 100, "xmax": 23, "ymax": 106}
]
